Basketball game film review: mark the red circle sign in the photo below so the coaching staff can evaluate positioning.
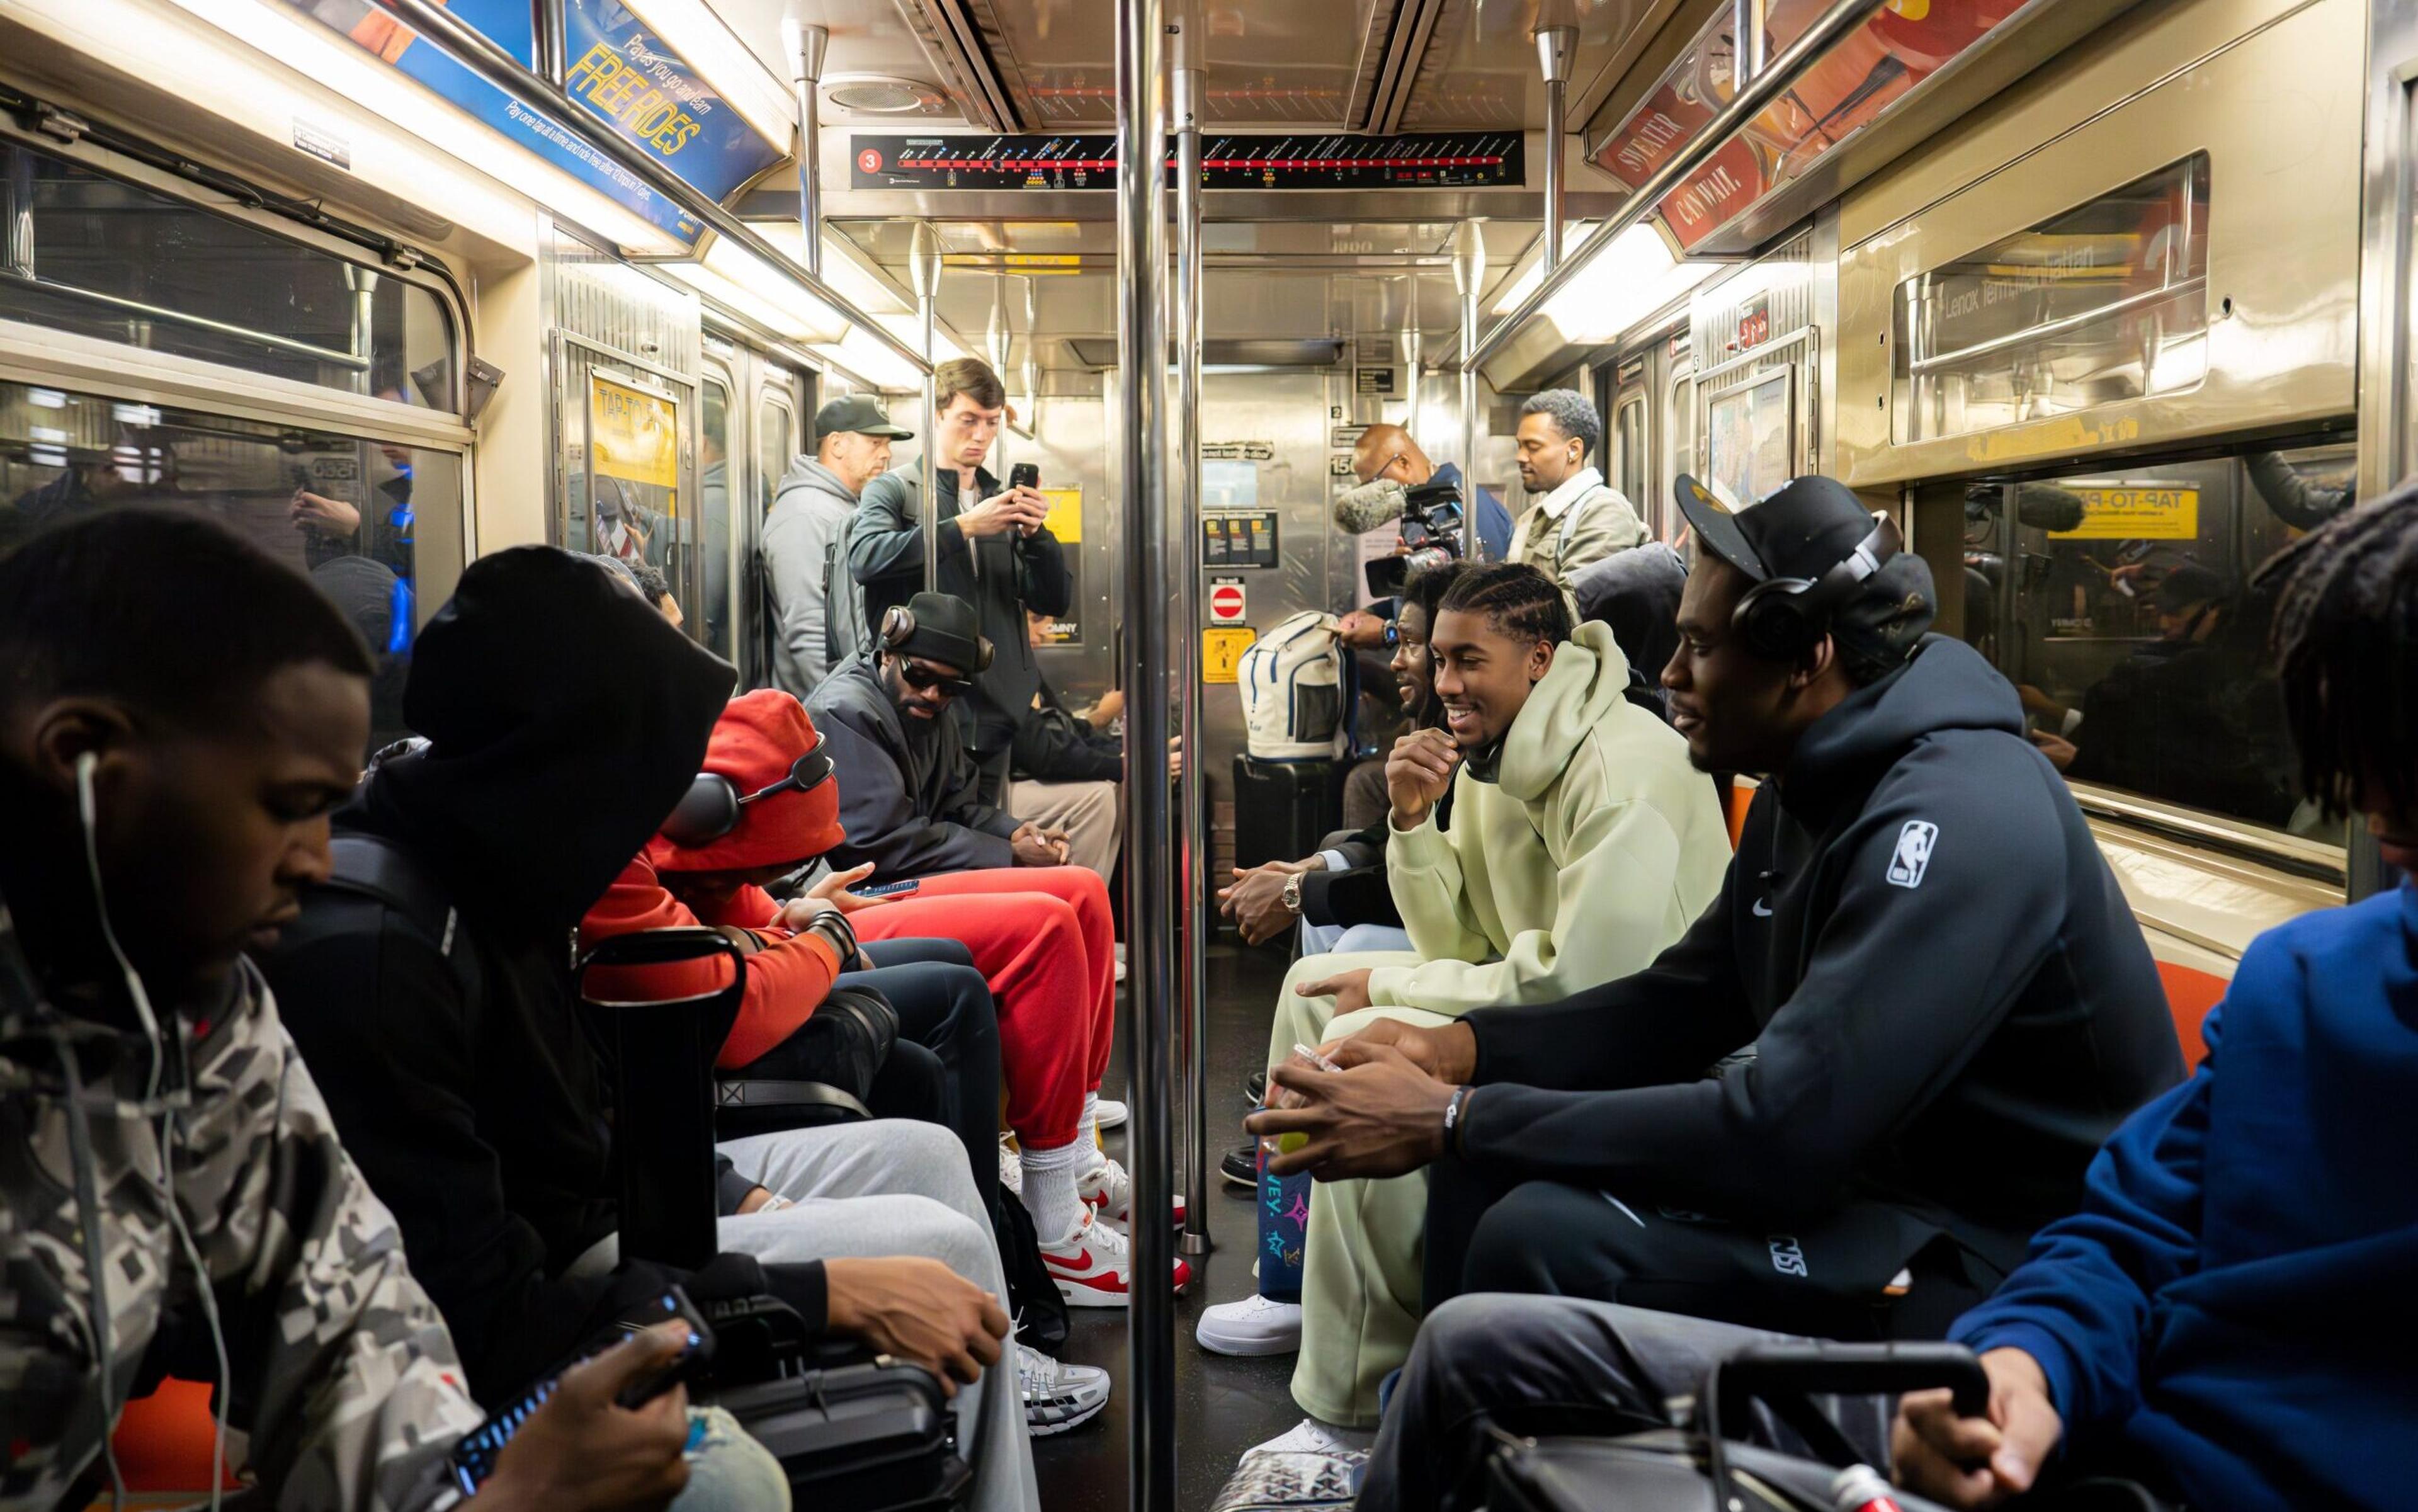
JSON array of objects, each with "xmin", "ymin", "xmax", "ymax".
[
  {"xmin": 857, "ymin": 147, "xmax": 884, "ymax": 174},
  {"xmin": 1210, "ymin": 584, "xmax": 1245, "ymax": 622}
]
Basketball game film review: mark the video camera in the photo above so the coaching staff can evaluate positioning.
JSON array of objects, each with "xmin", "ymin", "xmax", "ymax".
[{"xmin": 1364, "ymin": 477, "xmax": 1466, "ymax": 599}]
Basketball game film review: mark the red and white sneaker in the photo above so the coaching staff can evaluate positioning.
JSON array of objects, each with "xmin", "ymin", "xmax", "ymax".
[
  {"xmin": 1079, "ymin": 1156, "xmax": 1187, "ymax": 1229},
  {"xmin": 1039, "ymin": 1208, "xmax": 1193, "ymax": 1307}
]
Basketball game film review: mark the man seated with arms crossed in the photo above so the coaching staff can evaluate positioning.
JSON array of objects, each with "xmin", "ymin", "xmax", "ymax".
[
  {"xmin": 1502, "ymin": 389, "xmax": 1648, "ymax": 596},
  {"xmin": 808, "ymin": 593, "xmax": 1189, "ymax": 1260},
  {"xmin": 762, "ymin": 394, "xmax": 914, "ymax": 696},
  {"xmin": 1257, "ymin": 475, "xmax": 2185, "ymax": 1509},
  {"xmin": 1203, "ymin": 562, "xmax": 1730, "ymax": 1433},
  {"xmin": 0, "ymin": 511, "xmax": 778, "ymax": 1512},
  {"xmin": 261, "ymin": 549, "xmax": 1042, "ymax": 1512},
  {"xmin": 1353, "ymin": 482, "xmax": 2418, "ymax": 1512}
]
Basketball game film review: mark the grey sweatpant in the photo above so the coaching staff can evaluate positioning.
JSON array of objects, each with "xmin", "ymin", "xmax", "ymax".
[
  {"xmin": 1360, "ymin": 1295, "xmax": 1934, "ymax": 1512},
  {"xmin": 579, "ymin": 1120, "xmax": 1038, "ymax": 1512}
]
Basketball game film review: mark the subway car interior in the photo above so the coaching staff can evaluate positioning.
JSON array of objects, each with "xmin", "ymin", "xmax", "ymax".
[{"xmin": 3, "ymin": 0, "xmax": 2414, "ymax": 1509}]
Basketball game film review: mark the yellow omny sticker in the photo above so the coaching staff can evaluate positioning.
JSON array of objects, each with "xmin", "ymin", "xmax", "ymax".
[
  {"xmin": 2051, "ymin": 486, "xmax": 2200, "ymax": 541},
  {"xmin": 590, "ymin": 375, "xmax": 679, "ymax": 491},
  {"xmin": 1040, "ymin": 486, "xmax": 1083, "ymax": 544},
  {"xmin": 1202, "ymin": 627, "xmax": 1258, "ymax": 685}
]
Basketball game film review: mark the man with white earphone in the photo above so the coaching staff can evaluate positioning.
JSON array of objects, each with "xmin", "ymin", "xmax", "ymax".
[{"xmin": 1, "ymin": 511, "xmax": 761, "ymax": 1511}]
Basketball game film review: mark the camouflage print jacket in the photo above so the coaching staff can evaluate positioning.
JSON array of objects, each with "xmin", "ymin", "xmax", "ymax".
[{"xmin": 0, "ymin": 908, "xmax": 482, "ymax": 1510}]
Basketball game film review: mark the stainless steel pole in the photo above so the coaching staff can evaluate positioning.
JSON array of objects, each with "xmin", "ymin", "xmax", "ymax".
[
  {"xmin": 987, "ymin": 281, "xmax": 1012, "ymax": 473},
  {"xmin": 1115, "ymin": 0, "xmax": 1176, "ymax": 1506},
  {"xmin": 531, "ymin": 0, "xmax": 565, "ymax": 85},
  {"xmin": 1465, "ymin": 0, "xmax": 1886, "ymax": 371},
  {"xmin": 1534, "ymin": 25, "xmax": 1575, "ymax": 275},
  {"xmin": 1172, "ymin": 47, "xmax": 1212, "ymax": 1259},
  {"xmin": 909, "ymin": 221, "xmax": 945, "ymax": 593},
  {"xmin": 780, "ymin": 18, "xmax": 827, "ymax": 278},
  {"xmin": 365, "ymin": 0, "xmax": 927, "ymax": 374},
  {"xmin": 1451, "ymin": 221, "xmax": 1486, "ymax": 560}
]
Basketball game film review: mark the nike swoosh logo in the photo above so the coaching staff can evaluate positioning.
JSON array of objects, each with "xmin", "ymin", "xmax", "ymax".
[
  {"xmin": 1752, "ymin": 898, "xmax": 1773, "ymax": 917},
  {"xmin": 1045, "ymin": 1250, "xmax": 1094, "ymax": 1271}
]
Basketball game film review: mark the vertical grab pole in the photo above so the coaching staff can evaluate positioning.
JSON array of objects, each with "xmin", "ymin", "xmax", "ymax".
[
  {"xmin": 1451, "ymin": 222, "xmax": 1487, "ymax": 560},
  {"xmin": 1535, "ymin": 25, "xmax": 1575, "ymax": 275},
  {"xmin": 531, "ymin": 0, "xmax": 565, "ymax": 85},
  {"xmin": 1172, "ymin": 30, "xmax": 1212, "ymax": 1258},
  {"xmin": 909, "ymin": 220, "xmax": 945, "ymax": 593},
  {"xmin": 1115, "ymin": 0, "xmax": 1178, "ymax": 1506},
  {"xmin": 781, "ymin": 18, "xmax": 828, "ymax": 278}
]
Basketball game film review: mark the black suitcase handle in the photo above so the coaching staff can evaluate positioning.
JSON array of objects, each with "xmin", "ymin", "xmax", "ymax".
[{"xmin": 1703, "ymin": 1341, "xmax": 1989, "ymax": 1506}]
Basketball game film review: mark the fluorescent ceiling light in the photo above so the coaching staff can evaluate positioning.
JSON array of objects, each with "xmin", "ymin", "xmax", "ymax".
[
  {"xmin": 815, "ymin": 236, "xmax": 916, "ymax": 317},
  {"xmin": 1488, "ymin": 221, "xmax": 1593, "ymax": 315},
  {"xmin": 1512, "ymin": 223, "xmax": 1723, "ymax": 347},
  {"xmin": 661, "ymin": 236, "xmax": 849, "ymax": 340},
  {"xmin": 819, "ymin": 326, "xmax": 926, "ymax": 392}
]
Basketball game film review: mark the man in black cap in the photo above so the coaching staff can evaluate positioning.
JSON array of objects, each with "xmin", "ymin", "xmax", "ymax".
[
  {"xmin": 1247, "ymin": 474, "xmax": 2185, "ymax": 1503},
  {"xmin": 806, "ymin": 590, "xmax": 1075, "ymax": 878},
  {"xmin": 763, "ymin": 394, "xmax": 917, "ymax": 697}
]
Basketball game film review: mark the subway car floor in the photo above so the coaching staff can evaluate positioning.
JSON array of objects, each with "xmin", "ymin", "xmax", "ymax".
[{"xmin": 1032, "ymin": 936, "xmax": 1303, "ymax": 1512}]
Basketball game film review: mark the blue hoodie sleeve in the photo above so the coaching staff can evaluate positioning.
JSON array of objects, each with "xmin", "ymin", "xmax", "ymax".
[
  {"xmin": 1458, "ymin": 745, "xmax": 2069, "ymax": 1213},
  {"xmin": 1951, "ymin": 1001, "xmax": 2218, "ymax": 1438}
]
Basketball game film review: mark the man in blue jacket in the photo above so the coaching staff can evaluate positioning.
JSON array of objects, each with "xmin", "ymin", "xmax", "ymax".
[{"xmin": 1348, "ymin": 486, "xmax": 2417, "ymax": 1512}]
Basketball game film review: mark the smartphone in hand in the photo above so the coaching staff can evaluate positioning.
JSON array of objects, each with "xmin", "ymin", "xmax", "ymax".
[
  {"xmin": 1009, "ymin": 462, "xmax": 1040, "ymax": 491},
  {"xmin": 851, "ymin": 878, "xmax": 922, "ymax": 899}
]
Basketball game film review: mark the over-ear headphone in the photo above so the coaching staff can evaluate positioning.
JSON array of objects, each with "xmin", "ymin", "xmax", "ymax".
[
  {"xmin": 879, "ymin": 603, "xmax": 995, "ymax": 672},
  {"xmin": 660, "ymin": 740, "xmax": 835, "ymax": 849},
  {"xmin": 1732, "ymin": 513, "xmax": 1904, "ymax": 661}
]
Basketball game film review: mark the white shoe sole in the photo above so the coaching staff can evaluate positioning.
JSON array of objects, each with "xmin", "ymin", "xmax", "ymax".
[{"xmin": 1196, "ymin": 1318, "xmax": 1302, "ymax": 1357}]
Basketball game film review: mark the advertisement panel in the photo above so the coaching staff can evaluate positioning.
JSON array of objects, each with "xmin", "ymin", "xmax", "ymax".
[{"xmin": 589, "ymin": 373, "xmax": 680, "ymax": 489}]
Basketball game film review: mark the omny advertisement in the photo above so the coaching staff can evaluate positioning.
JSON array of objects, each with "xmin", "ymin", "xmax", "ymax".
[{"xmin": 281, "ymin": 0, "xmax": 780, "ymax": 245}]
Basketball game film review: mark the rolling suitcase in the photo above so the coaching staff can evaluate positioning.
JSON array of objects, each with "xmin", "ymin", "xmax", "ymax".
[
  {"xmin": 716, "ymin": 1357, "xmax": 972, "ymax": 1512},
  {"xmin": 1232, "ymin": 754, "xmax": 1342, "ymax": 873}
]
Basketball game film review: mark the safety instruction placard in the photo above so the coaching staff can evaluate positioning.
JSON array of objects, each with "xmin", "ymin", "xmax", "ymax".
[
  {"xmin": 1208, "ymin": 577, "xmax": 1246, "ymax": 623},
  {"xmin": 2050, "ymin": 486, "xmax": 2199, "ymax": 540},
  {"xmin": 1202, "ymin": 627, "xmax": 1257, "ymax": 684},
  {"xmin": 589, "ymin": 374, "xmax": 679, "ymax": 489}
]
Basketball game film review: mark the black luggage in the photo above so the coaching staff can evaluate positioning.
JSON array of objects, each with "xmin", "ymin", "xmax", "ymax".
[
  {"xmin": 717, "ymin": 1357, "xmax": 972, "ymax": 1512},
  {"xmin": 1232, "ymin": 754, "xmax": 1341, "ymax": 874},
  {"xmin": 1486, "ymin": 1342, "xmax": 2173, "ymax": 1512}
]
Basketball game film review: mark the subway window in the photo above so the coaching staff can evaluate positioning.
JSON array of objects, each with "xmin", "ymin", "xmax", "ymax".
[
  {"xmin": 0, "ymin": 380, "xmax": 462, "ymax": 755},
  {"xmin": 698, "ymin": 375, "xmax": 735, "ymax": 661},
  {"xmin": 1941, "ymin": 435, "xmax": 2354, "ymax": 844},
  {"xmin": 0, "ymin": 143, "xmax": 460, "ymax": 411},
  {"xmin": 757, "ymin": 393, "xmax": 795, "ymax": 515}
]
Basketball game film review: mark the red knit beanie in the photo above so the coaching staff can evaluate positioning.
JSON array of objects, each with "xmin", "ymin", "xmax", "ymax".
[{"xmin": 647, "ymin": 690, "xmax": 846, "ymax": 872}]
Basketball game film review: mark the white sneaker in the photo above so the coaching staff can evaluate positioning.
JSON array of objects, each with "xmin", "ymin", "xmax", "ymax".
[
  {"xmin": 998, "ymin": 1136, "xmax": 1023, "ymax": 1197},
  {"xmin": 1016, "ymin": 1341, "xmax": 1110, "ymax": 1436},
  {"xmin": 1078, "ymin": 1154, "xmax": 1186, "ymax": 1228},
  {"xmin": 1113, "ymin": 943, "xmax": 1128, "ymax": 984},
  {"xmin": 1247, "ymin": 1418, "xmax": 1376, "ymax": 1457},
  {"xmin": 1196, "ymin": 1293, "xmax": 1303, "ymax": 1356},
  {"xmin": 1038, "ymin": 1208, "xmax": 1193, "ymax": 1307},
  {"xmin": 1094, "ymin": 1096, "xmax": 1128, "ymax": 1131}
]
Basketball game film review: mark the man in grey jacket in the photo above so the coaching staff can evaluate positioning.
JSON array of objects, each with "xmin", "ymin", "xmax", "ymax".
[{"xmin": 762, "ymin": 394, "xmax": 914, "ymax": 697}]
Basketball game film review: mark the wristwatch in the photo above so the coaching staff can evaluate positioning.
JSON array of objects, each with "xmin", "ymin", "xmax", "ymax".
[{"xmin": 1280, "ymin": 870, "xmax": 1306, "ymax": 915}]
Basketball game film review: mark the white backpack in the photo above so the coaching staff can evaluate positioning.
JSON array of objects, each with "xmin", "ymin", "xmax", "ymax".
[{"xmin": 1239, "ymin": 611, "xmax": 1349, "ymax": 761}]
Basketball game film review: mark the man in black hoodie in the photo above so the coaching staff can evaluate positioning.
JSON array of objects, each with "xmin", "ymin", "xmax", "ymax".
[
  {"xmin": 260, "ymin": 548, "xmax": 1042, "ymax": 1512},
  {"xmin": 1252, "ymin": 475, "xmax": 2182, "ymax": 1368}
]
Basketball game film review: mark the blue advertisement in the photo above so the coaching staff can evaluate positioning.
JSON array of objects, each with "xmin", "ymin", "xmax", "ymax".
[{"xmin": 285, "ymin": 1, "xmax": 782, "ymax": 246}]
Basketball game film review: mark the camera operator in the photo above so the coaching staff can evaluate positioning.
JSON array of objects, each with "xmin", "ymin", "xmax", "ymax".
[{"xmin": 1332, "ymin": 424, "xmax": 1514, "ymax": 654}]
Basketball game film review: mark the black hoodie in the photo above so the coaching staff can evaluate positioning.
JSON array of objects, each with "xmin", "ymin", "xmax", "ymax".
[
  {"xmin": 1460, "ymin": 636, "xmax": 2185, "ymax": 1270},
  {"xmin": 261, "ymin": 547, "xmax": 763, "ymax": 1406}
]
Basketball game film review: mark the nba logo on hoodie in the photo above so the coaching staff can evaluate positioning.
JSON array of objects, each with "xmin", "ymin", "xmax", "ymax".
[{"xmin": 1887, "ymin": 820, "xmax": 1938, "ymax": 889}]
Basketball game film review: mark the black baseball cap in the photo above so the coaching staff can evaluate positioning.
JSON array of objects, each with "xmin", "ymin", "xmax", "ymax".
[
  {"xmin": 1674, "ymin": 472, "xmax": 1885, "ymax": 585},
  {"xmin": 815, "ymin": 394, "xmax": 914, "ymax": 441}
]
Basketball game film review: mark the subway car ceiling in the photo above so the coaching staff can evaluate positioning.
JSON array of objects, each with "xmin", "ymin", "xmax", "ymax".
[{"xmin": 0, "ymin": 0, "xmax": 2378, "ymax": 939}]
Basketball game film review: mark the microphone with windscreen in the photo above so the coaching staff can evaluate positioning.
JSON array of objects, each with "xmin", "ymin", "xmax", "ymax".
[{"xmin": 1333, "ymin": 476, "xmax": 1407, "ymax": 535}]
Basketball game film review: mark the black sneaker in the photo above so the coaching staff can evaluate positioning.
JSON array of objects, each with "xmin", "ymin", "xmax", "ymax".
[
  {"xmin": 1220, "ymin": 1142, "xmax": 1258, "ymax": 1188},
  {"xmin": 1244, "ymin": 1069, "xmax": 1267, "ymax": 1107}
]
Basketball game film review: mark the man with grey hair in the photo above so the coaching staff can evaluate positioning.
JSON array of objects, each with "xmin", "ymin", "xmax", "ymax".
[{"xmin": 1506, "ymin": 388, "xmax": 1646, "ymax": 594}]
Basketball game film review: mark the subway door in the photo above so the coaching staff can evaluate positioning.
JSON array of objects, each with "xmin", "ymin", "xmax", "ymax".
[
  {"xmin": 699, "ymin": 360, "xmax": 741, "ymax": 666},
  {"xmin": 746, "ymin": 370, "xmax": 807, "ymax": 690}
]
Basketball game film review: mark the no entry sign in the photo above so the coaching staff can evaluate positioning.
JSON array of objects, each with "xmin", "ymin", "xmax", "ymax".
[{"xmin": 1209, "ymin": 578, "xmax": 1246, "ymax": 624}]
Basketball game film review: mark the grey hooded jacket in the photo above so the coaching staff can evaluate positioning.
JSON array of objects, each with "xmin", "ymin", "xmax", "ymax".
[{"xmin": 762, "ymin": 455, "xmax": 873, "ymax": 698}]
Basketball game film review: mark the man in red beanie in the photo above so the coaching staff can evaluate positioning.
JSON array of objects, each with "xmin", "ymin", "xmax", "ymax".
[{"xmin": 586, "ymin": 690, "xmax": 1187, "ymax": 1310}]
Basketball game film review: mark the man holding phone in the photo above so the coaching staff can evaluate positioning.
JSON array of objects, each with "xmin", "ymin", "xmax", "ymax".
[{"xmin": 851, "ymin": 358, "xmax": 1072, "ymax": 804}]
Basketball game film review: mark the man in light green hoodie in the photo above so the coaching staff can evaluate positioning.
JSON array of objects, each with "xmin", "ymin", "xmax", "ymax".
[{"xmin": 1201, "ymin": 562, "xmax": 1730, "ymax": 1441}]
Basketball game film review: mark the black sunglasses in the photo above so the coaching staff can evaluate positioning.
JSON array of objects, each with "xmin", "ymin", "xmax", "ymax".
[{"xmin": 898, "ymin": 662, "xmax": 975, "ymax": 698}]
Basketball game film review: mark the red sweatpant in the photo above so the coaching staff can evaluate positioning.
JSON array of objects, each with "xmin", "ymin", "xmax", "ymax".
[{"xmin": 851, "ymin": 865, "xmax": 1115, "ymax": 1149}]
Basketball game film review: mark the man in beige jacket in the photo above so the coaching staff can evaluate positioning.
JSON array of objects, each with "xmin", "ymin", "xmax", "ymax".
[{"xmin": 1505, "ymin": 389, "xmax": 1649, "ymax": 592}]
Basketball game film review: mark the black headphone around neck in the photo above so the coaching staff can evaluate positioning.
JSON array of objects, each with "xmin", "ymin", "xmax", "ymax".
[
  {"xmin": 878, "ymin": 603, "xmax": 995, "ymax": 673},
  {"xmin": 1731, "ymin": 513, "xmax": 1904, "ymax": 661},
  {"xmin": 659, "ymin": 740, "xmax": 835, "ymax": 850}
]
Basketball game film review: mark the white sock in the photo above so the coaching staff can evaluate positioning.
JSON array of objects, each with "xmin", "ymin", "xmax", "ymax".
[
  {"xmin": 1020, "ymin": 1138, "xmax": 1092, "ymax": 1242},
  {"xmin": 1081, "ymin": 1091, "xmax": 1101, "ymax": 1151}
]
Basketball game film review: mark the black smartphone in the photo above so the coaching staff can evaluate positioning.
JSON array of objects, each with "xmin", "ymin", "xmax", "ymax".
[
  {"xmin": 1009, "ymin": 462, "xmax": 1040, "ymax": 491},
  {"xmin": 850, "ymin": 877, "xmax": 922, "ymax": 898},
  {"xmin": 446, "ymin": 1286, "xmax": 713, "ymax": 1494}
]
